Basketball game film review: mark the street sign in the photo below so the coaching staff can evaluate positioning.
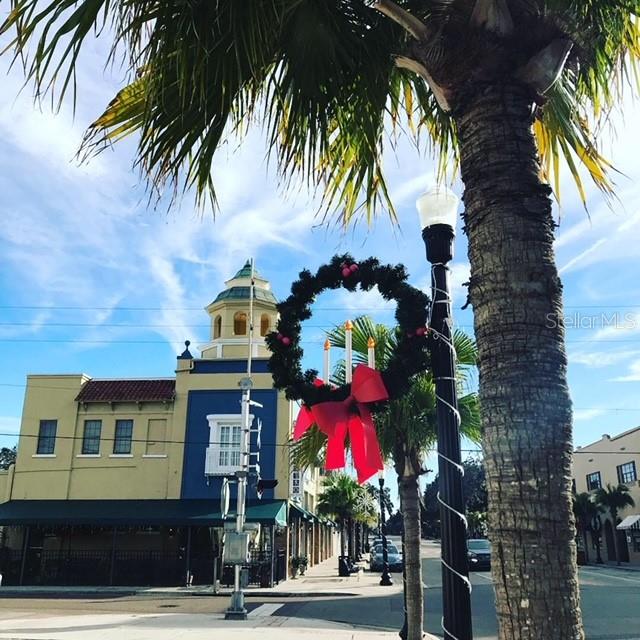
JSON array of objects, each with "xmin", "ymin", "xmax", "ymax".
[{"xmin": 221, "ymin": 477, "xmax": 230, "ymax": 519}]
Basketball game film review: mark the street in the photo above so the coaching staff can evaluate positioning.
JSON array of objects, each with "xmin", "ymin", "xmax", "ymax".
[
  {"xmin": 271, "ymin": 539, "xmax": 640, "ymax": 640},
  {"xmin": 0, "ymin": 540, "xmax": 639, "ymax": 639}
]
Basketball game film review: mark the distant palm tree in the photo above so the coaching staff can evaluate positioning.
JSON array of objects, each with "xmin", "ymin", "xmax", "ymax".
[
  {"xmin": 293, "ymin": 316, "xmax": 479, "ymax": 639},
  {"xmin": 594, "ymin": 484, "xmax": 636, "ymax": 565},
  {"xmin": 317, "ymin": 472, "xmax": 375, "ymax": 559},
  {"xmin": 572, "ymin": 492, "xmax": 602, "ymax": 565}
]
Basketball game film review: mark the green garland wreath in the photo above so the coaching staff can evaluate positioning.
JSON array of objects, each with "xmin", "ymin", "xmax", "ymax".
[{"xmin": 266, "ymin": 254, "xmax": 431, "ymax": 411}]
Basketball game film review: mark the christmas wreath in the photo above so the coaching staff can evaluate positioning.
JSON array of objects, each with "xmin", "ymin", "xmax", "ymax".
[{"xmin": 266, "ymin": 254, "xmax": 431, "ymax": 482}]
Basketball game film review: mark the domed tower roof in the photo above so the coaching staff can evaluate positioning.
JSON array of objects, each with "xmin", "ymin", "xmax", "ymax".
[{"xmin": 200, "ymin": 260, "xmax": 278, "ymax": 360}]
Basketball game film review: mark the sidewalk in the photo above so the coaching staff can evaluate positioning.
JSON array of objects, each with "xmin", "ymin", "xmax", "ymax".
[
  {"xmin": 0, "ymin": 555, "xmax": 402, "ymax": 599},
  {"xmin": 0, "ymin": 555, "xmax": 400, "ymax": 599},
  {"xmin": 0, "ymin": 611, "xmax": 424, "ymax": 640},
  {"xmin": 270, "ymin": 555, "xmax": 404, "ymax": 598}
]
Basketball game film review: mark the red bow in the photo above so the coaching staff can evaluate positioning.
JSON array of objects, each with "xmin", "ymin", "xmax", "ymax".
[{"xmin": 293, "ymin": 364, "xmax": 387, "ymax": 484}]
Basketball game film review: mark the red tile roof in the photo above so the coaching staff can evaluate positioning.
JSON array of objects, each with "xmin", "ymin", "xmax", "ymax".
[{"xmin": 75, "ymin": 379, "xmax": 176, "ymax": 403}]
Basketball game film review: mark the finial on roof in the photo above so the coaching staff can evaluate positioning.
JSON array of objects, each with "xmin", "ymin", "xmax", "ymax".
[{"xmin": 178, "ymin": 340, "xmax": 194, "ymax": 360}]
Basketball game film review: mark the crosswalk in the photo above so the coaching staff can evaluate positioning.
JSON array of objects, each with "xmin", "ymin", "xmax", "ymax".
[{"xmin": 248, "ymin": 603, "xmax": 285, "ymax": 618}]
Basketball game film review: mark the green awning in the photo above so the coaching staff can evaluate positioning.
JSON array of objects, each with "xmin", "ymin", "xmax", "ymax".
[
  {"xmin": 0, "ymin": 499, "xmax": 287, "ymax": 528},
  {"xmin": 289, "ymin": 502, "xmax": 318, "ymax": 523}
]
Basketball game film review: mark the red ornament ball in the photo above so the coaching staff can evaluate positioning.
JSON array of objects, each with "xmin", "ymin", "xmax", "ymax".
[
  {"xmin": 416, "ymin": 327, "xmax": 425, "ymax": 336},
  {"xmin": 281, "ymin": 336, "xmax": 291, "ymax": 346},
  {"xmin": 349, "ymin": 263, "xmax": 359, "ymax": 273},
  {"xmin": 277, "ymin": 333, "xmax": 283, "ymax": 340},
  {"xmin": 342, "ymin": 267, "xmax": 352, "ymax": 277}
]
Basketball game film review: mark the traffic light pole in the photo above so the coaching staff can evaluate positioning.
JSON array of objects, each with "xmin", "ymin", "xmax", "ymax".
[{"xmin": 225, "ymin": 259, "xmax": 255, "ymax": 620}]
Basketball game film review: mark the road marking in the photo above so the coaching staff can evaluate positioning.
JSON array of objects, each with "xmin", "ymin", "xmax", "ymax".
[
  {"xmin": 247, "ymin": 603, "xmax": 285, "ymax": 618},
  {"xmin": 472, "ymin": 572, "xmax": 493, "ymax": 583},
  {"xmin": 580, "ymin": 568, "xmax": 640, "ymax": 585}
]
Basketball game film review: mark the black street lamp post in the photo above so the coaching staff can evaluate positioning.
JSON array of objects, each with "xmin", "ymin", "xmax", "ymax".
[
  {"xmin": 417, "ymin": 187, "xmax": 473, "ymax": 640},
  {"xmin": 378, "ymin": 471, "xmax": 393, "ymax": 586}
]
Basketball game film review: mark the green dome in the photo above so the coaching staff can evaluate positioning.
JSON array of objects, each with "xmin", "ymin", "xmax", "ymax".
[
  {"xmin": 232, "ymin": 260, "xmax": 262, "ymax": 280},
  {"xmin": 212, "ymin": 286, "xmax": 277, "ymax": 304}
]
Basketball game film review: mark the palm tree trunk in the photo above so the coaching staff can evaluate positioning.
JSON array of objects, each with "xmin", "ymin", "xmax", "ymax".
[
  {"xmin": 582, "ymin": 529, "xmax": 590, "ymax": 564},
  {"xmin": 456, "ymin": 81, "xmax": 583, "ymax": 640},
  {"xmin": 611, "ymin": 509, "xmax": 619, "ymax": 565},
  {"xmin": 399, "ymin": 472, "xmax": 424, "ymax": 640},
  {"xmin": 347, "ymin": 518, "xmax": 354, "ymax": 559}
]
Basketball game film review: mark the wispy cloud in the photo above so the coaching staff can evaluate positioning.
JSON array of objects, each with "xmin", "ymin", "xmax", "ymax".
[
  {"xmin": 573, "ymin": 408, "xmax": 606, "ymax": 422},
  {"xmin": 610, "ymin": 359, "xmax": 640, "ymax": 382}
]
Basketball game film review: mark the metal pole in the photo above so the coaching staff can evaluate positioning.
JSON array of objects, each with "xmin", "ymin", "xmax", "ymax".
[
  {"xmin": 424, "ymin": 224, "xmax": 473, "ymax": 640},
  {"xmin": 379, "ymin": 474, "xmax": 393, "ymax": 586},
  {"xmin": 226, "ymin": 258, "xmax": 255, "ymax": 620}
]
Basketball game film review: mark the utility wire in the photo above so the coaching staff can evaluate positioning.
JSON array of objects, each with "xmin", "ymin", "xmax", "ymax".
[{"xmin": 0, "ymin": 432, "xmax": 638, "ymax": 455}]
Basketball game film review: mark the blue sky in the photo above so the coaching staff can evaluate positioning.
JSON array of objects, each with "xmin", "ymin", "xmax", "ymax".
[{"xmin": 1, "ymin": 33, "xmax": 640, "ymax": 498}]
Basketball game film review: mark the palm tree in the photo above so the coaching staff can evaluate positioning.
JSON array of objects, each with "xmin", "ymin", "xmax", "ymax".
[
  {"xmin": 572, "ymin": 492, "xmax": 602, "ymax": 565},
  {"xmin": 594, "ymin": 484, "xmax": 636, "ymax": 566},
  {"xmin": 3, "ymin": 3, "xmax": 638, "ymax": 637},
  {"xmin": 293, "ymin": 316, "xmax": 480, "ymax": 640},
  {"xmin": 317, "ymin": 472, "xmax": 374, "ymax": 560}
]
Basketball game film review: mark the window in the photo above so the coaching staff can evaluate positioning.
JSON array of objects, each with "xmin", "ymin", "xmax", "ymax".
[
  {"xmin": 586, "ymin": 471, "xmax": 602, "ymax": 491},
  {"xmin": 260, "ymin": 314, "xmax": 270, "ymax": 336},
  {"xmin": 114, "ymin": 419, "xmax": 133, "ymax": 454},
  {"xmin": 36, "ymin": 420, "xmax": 57, "ymax": 454},
  {"xmin": 233, "ymin": 312, "xmax": 247, "ymax": 335},
  {"xmin": 218, "ymin": 422, "xmax": 241, "ymax": 467},
  {"xmin": 146, "ymin": 419, "xmax": 167, "ymax": 455},
  {"xmin": 205, "ymin": 414, "xmax": 248, "ymax": 475},
  {"xmin": 214, "ymin": 315, "xmax": 222, "ymax": 339},
  {"xmin": 82, "ymin": 420, "xmax": 102, "ymax": 454},
  {"xmin": 617, "ymin": 461, "xmax": 637, "ymax": 484}
]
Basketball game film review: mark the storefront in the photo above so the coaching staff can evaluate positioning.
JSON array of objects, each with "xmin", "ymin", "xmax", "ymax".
[{"xmin": 0, "ymin": 498, "xmax": 287, "ymax": 586}]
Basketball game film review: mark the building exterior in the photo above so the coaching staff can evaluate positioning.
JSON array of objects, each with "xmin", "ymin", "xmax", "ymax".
[
  {"xmin": 0, "ymin": 262, "xmax": 337, "ymax": 587},
  {"xmin": 573, "ymin": 427, "xmax": 640, "ymax": 565}
]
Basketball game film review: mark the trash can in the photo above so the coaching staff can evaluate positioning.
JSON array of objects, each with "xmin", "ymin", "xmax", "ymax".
[{"xmin": 338, "ymin": 555, "xmax": 351, "ymax": 577}]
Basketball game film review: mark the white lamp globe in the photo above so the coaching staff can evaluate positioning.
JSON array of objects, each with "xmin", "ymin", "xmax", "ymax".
[
  {"xmin": 416, "ymin": 186, "xmax": 459, "ymax": 231},
  {"xmin": 378, "ymin": 470, "xmax": 385, "ymax": 481}
]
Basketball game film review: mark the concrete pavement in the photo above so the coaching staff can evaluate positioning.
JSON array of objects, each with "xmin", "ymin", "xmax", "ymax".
[{"xmin": 0, "ymin": 610, "xmax": 408, "ymax": 640}]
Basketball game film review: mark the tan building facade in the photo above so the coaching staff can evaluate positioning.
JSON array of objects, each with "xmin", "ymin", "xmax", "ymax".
[
  {"xmin": 0, "ymin": 261, "xmax": 336, "ymax": 587},
  {"xmin": 573, "ymin": 427, "xmax": 640, "ymax": 565}
]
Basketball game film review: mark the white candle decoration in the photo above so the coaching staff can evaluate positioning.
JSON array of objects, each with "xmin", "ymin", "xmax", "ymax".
[
  {"xmin": 323, "ymin": 339, "xmax": 331, "ymax": 381},
  {"xmin": 367, "ymin": 337, "xmax": 376, "ymax": 369},
  {"xmin": 345, "ymin": 320, "xmax": 353, "ymax": 383}
]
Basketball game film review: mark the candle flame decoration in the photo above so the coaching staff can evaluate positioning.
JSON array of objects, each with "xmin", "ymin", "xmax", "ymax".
[
  {"xmin": 323, "ymin": 339, "xmax": 331, "ymax": 381},
  {"xmin": 367, "ymin": 336, "xmax": 376, "ymax": 369}
]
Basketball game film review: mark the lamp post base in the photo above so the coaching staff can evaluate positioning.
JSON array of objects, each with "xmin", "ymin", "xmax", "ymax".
[
  {"xmin": 225, "ymin": 591, "xmax": 247, "ymax": 620},
  {"xmin": 380, "ymin": 573, "xmax": 393, "ymax": 586}
]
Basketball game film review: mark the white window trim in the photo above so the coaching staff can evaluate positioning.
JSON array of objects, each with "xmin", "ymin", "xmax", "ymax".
[
  {"xmin": 32, "ymin": 454, "xmax": 56, "ymax": 458},
  {"xmin": 109, "ymin": 454, "xmax": 134, "ymax": 458},
  {"xmin": 76, "ymin": 454, "xmax": 101, "ymax": 458},
  {"xmin": 143, "ymin": 454, "xmax": 168, "ymax": 459},
  {"xmin": 205, "ymin": 413, "xmax": 252, "ymax": 476}
]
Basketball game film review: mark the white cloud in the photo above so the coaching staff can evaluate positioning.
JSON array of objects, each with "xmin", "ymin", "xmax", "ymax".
[
  {"xmin": 610, "ymin": 359, "xmax": 640, "ymax": 382},
  {"xmin": 332, "ymin": 286, "xmax": 396, "ymax": 316},
  {"xmin": 573, "ymin": 408, "xmax": 606, "ymax": 422},
  {"xmin": 570, "ymin": 349, "xmax": 640, "ymax": 368}
]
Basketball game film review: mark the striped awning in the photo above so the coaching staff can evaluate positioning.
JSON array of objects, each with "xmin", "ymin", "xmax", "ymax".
[{"xmin": 617, "ymin": 514, "xmax": 640, "ymax": 530}]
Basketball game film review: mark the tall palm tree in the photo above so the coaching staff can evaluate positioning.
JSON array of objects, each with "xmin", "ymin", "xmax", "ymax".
[
  {"xmin": 594, "ymin": 484, "xmax": 636, "ymax": 566},
  {"xmin": 572, "ymin": 492, "xmax": 602, "ymax": 565},
  {"xmin": 317, "ymin": 472, "xmax": 374, "ymax": 559},
  {"xmin": 293, "ymin": 316, "xmax": 480, "ymax": 640},
  {"xmin": 3, "ymin": 3, "xmax": 638, "ymax": 637}
]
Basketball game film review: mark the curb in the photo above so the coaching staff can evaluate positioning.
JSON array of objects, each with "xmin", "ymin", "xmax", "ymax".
[{"xmin": 0, "ymin": 588, "xmax": 359, "ymax": 599}]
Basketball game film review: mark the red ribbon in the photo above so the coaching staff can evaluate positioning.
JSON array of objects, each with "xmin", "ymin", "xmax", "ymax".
[{"xmin": 293, "ymin": 364, "xmax": 387, "ymax": 484}]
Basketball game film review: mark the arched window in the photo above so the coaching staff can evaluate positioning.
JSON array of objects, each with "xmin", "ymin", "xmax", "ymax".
[
  {"xmin": 260, "ymin": 314, "xmax": 270, "ymax": 337},
  {"xmin": 213, "ymin": 315, "xmax": 222, "ymax": 339},
  {"xmin": 234, "ymin": 312, "xmax": 247, "ymax": 335}
]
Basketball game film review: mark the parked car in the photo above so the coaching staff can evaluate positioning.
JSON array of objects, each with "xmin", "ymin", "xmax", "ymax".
[
  {"xmin": 370, "ymin": 544, "xmax": 403, "ymax": 572},
  {"xmin": 467, "ymin": 538, "xmax": 491, "ymax": 571}
]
